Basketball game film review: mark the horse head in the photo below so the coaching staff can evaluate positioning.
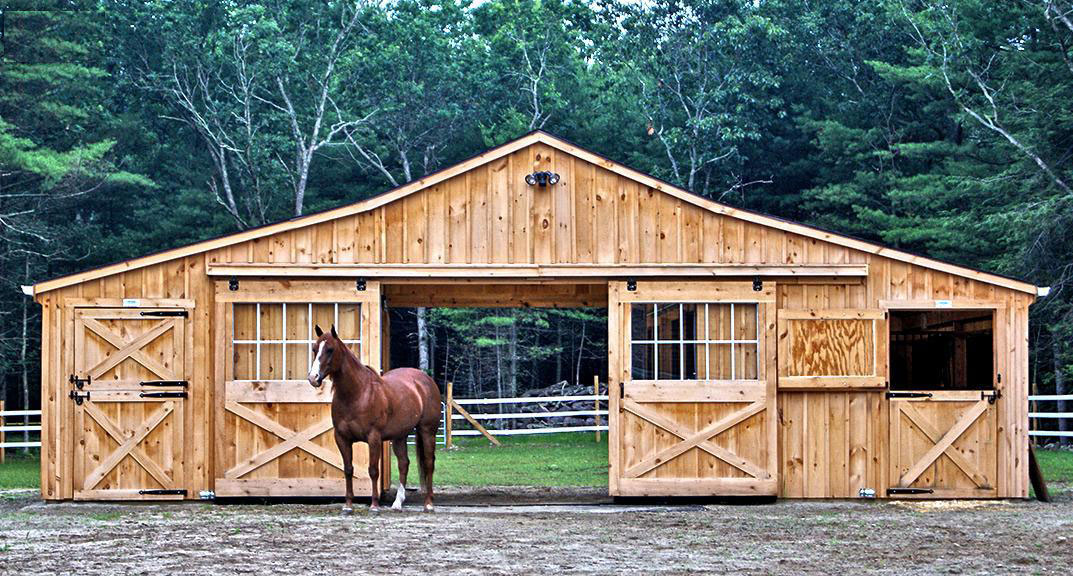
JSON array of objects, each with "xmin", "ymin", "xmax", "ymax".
[{"xmin": 308, "ymin": 324, "xmax": 344, "ymax": 388}]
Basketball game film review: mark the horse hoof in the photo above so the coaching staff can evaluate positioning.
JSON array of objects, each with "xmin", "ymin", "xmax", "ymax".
[
  {"xmin": 390, "ymin": 502, "xmax": 403, "ymax": 511},
  {"xmin": 369, "ymin": 505, "xmax": 381, "ymax": 513},
  {"xmin": 424, "ymin": 504, "xmax": 435, "ymax": 513},
  {"xmin": 341, "ymin": 507, "xmax": 353, "ymax": 515}
]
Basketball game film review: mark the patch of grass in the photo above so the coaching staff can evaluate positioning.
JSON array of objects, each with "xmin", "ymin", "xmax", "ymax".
[
  {"xmin": 1036, "ymin": 448, "xmax": 1073, "ymax": 483},
  {"xmin": 0, "ymin": 455, "xmax": 39, "ymax": 489},
  {"xmin": 391, "ymin": 432, "xmax": 608, "ymax": 486}
]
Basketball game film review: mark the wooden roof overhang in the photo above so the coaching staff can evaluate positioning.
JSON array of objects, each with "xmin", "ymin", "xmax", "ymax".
[{"xmin": 31, "ymin": 131, "xmax": 1043, "ymax": 297}]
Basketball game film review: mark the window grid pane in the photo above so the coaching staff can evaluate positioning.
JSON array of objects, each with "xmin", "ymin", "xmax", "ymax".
[
  {"xmin": 630, "ymin": 301, "xmax": 759, "ymax": 381},
  {"xmin": 232, "ymin": 302, "xmax": 362, "ymax": 382}
]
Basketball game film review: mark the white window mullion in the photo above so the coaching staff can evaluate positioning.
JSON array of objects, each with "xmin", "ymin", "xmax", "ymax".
[
  {"xmin": 281, "ymin": 303, "xmax": 287, "ymax": 382},
  {"xmin": 255, "ymin": 303, "xmax": 262, "ymax": 380},
  {"xmin": 679, "ymin": 303, "xmax": 684, "ymax": 380},
  {"xmin": 653, "ymin": 304, "xmax": 659, "ymax": 379},
  {"xmin": 704, "ymin": 303, "xmax": 710, "ymax": 381},
  {"xmin": 730, "ymin": 303, "xmax": 736, "ymax": 380}
]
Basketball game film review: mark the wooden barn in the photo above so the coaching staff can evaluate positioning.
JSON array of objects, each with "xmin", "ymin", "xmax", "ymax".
[{"xmin": 29, "ymin": 131, "xmax": 1045, "ymax": 501}]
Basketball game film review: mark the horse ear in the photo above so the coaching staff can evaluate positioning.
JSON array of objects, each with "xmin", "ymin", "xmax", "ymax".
[
  {"xmin": 314, "ymin": 324, "xmax": 323, "ymax": 337},
  {"xmin": 330, "ymin": 324, "xmax": 338, "ymax": 339}
]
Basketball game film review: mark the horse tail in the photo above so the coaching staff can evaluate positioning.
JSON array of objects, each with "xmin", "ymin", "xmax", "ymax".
[{"xmin": 414, "ymin": 427, "xmax": 428, "ymax": 486}]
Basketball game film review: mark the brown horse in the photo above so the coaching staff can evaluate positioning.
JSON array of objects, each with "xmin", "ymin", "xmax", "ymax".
[{"xmin": 307, "ymin": 324, "xmax": 441, "ymax": 513}]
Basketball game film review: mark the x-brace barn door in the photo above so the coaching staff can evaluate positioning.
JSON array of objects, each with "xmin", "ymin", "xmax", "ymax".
[
  {"xmin": 214, "ymin": 280, "xmax": 383, "ymax": 498},
  {"xmin": 889, "ymin": 391, "xmax": 998, "ymax": 498},
  {"xmin": 71, "ymin": 306, "xmax": 190, "ymax": 500},
  {"xmin": 609, "ymin": 281, "xmax": 778, "ymax": 497}
]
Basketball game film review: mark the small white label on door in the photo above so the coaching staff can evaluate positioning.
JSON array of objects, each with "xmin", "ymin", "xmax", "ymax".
[
  {"xmin": 935, "ymin": 300, "xmax": 953, "ymax": 308},
  {"xmin": 122, "ymin": 298, "xmax": 140, "ymax": 307}
]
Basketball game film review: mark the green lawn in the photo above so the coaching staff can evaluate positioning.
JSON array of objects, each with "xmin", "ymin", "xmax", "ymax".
[
  {"xmin": 1035, "ymin": 448, "xmax": 1073, "ymax": 483},
  {"xmin": 0, "ymin": 454, "xmax": 39, "ymax": 489},
  {"xmin": 393, "ymin": 432, "xmax": 609, "ymax": 486},
  {"xmin": 2, "ymin": 443, "xmax": 1071, "ymax": 492}
]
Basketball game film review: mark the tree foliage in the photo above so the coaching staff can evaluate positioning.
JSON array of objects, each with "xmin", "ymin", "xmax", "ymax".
[{"xmin": 3, "ymin": 0, "xmax": 1073, "ymax": 409}]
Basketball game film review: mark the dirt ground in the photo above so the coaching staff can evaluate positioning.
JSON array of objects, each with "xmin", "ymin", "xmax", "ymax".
[{"xmin": 1, "ymin": 485, "xmax": 1072, "ymax": 575}]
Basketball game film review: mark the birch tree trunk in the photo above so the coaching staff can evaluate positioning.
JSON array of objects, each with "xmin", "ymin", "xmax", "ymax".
[
  {"xmin": 417, "ymin": 307, "xmax": 430, "ymax": 373},
  {"xmin": 1056, "ymin": 338, "xmax": 1071, "ymax": 444},
  {"xmin": 20, "ymin": 259, "xmax": 30, "ymax": 452}
]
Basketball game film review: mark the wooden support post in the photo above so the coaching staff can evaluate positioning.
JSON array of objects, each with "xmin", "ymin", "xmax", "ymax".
[
  {"xmin": 445, "ymin": 382, "xmax": 453, "ymax": 449},
  {"xmin": 594, "ymin": 375, "xmax": 601, "ymax": 443},
  {"xmin": 451, "ymin": 401, "xmax": 501, "ymax": 446},
  {"xmin": 1029, "ymin": 444, "xmax": 1051, "ymax": 502}
]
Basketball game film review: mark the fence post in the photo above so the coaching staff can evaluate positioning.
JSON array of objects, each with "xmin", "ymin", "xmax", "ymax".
[
  {"xmin": 594, "ymin": 376, "xmax": 601, "ymax": 443},
  {"xmin": 0, "ymin": 400, "xmax": 5, "ymax": 464},
  {"xmin": 445, "ymin": 381, "xmax": 453, "ymax": 449}
]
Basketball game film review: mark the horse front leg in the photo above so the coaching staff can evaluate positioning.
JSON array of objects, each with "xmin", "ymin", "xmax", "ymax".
[
  {"xmin": 367, "ymin": 430, "xmax": 383, "ymax": 512},
  {"xmin": 335, "ymin": 431, "xmax": 354, "ymax": 515}
]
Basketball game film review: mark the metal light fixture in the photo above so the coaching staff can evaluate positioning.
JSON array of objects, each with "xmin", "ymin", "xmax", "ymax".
[{"xmin": 525, "ymin": 171, "xmax": 560, "ymax": 187}]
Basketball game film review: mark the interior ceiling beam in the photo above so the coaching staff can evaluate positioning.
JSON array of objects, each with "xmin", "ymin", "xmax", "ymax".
[{"xmin": 207, "ymin": 263, "xmax": 868, "ymax": 279}]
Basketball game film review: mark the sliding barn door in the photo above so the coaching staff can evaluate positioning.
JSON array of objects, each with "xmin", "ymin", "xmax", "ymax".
[
  {"xmin": 214, "ymin": 281, "xmax": 381, "ymax": 497},
  {"xmin": 70, "ymin": 306, "xmax": 190, "ymax": 500},
  {"xmin": 609, "ymin": 281, "xmax": 777, "ymax": 497}
]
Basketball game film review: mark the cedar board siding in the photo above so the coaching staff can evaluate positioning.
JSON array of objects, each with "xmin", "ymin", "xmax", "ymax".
[{"xmin": 36, "ymin": 142, "xmax": 1033, "ymax": 499}]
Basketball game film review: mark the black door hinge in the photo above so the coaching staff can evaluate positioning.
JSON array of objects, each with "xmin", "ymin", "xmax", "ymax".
[
  {"xmin": 69, "ymin": 390, "xmax": 90, "ymax": 405},
  {"xmin": 356, "ymin": 278, "xmax": 367, "ymax": 291},
  {"xmin": 626, "ymin": 278, "xmax": 637, "ymax": 292},
  {"xmin": 140, "ymin": 380, "xmax": 188, "ymax": 388},
  {"xmin": 885, "ymin": 391, "xmax": 933, "ymax": 399},
  {"xmin": 229, "ymin": 277, "xmax": 239, "ymax": 291},
  {"xmin": 140, "ymin": 391, "xmax": 187, "ymax": 399},
  {"xmin": 887, "ymin": 487, "xmax": 934, "ymax": 496},
  {"xmin": 69, "ymin": 374, "xmax": 90, "ymax": 390},
  {"xmin": 140, "ymin": 310, "xmax": 188, "ymax": 318},
  {"xmin": 138, "ymin": 489, "xmax": 187, "ymax": 496}
]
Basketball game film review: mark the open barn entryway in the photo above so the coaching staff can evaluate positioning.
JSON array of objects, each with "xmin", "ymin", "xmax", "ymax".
[{"xmin": 382, "ymin": 282, "xmax": 610, "ymax": 491}]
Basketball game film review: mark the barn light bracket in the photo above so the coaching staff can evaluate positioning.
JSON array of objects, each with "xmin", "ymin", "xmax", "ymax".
[
  {"xmin": 626, "ymin": 278, "xmax": 637, "ymax": 292},
  {"xmin": 525, "ymin": 171, "xmax": 560, "ymax": 187},
  {"xmin": 356, "ymin": 278, "xmax": 367, "ymax": 291},
  {"xmin": 752, "ymin": 277, "xmax": 763, "ymax": 292},
  {"xmin": 228, "ymin": 277, "xmax": 239, "ymax": 292}
]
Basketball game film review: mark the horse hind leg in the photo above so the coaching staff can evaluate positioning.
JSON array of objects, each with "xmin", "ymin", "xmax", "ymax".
[
  {"xmin": 391, "ymin": 436, "xmax": 410, "ymax": 510},
  {"xmin": 416, "ymin": 426, "xmax": 436, "ymax": 512}
]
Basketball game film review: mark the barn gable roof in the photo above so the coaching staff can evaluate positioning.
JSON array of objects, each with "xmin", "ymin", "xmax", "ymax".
[{"xmin": 31, "ymin": 131, "xmax": 1042, "ymax": 296}]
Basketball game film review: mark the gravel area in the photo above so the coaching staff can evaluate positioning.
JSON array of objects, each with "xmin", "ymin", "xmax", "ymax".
[{"xmin": 1, "ymin": 485, "xmax": 1071, "ymax": 575}]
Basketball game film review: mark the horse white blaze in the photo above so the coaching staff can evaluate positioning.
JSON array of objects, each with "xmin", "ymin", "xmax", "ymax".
[{"xmin": 307, "ymin": 341, "xmax": 324, "ymax": 384}]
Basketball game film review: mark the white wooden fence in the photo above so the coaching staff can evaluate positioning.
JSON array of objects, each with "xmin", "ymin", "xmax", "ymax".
[
  {"xmin": 445, "ymin": 380, "xmax": 609, "ymax": 446},
  {"xmin": 0, "ymin": 403, "xmax": 42, "ymax": 461},
  {"xmin": 1029, "ymin": 394, "xmax": 1073, "ymax": 439}
]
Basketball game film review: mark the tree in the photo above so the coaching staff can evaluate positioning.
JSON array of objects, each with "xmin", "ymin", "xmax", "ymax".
[
  {"xmin": 609, "ymin": 0, "xmax": 785, "ymax": 198},
  {"xmin": 0, "ymin": 5, "xmax": 149, "ymax": 443}
]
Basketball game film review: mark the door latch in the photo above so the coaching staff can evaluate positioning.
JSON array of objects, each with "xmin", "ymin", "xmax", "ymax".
[
  {"xmin": 69, "ymin": 374, "xmax": 90, "ymax": 390},
  {"xmin": 69, "ymin": 390, "xmax": 90, "ymax": 405},
  {"xmin": 984, "ymin": 389, "xmax": 1001, "ymax": 404}
]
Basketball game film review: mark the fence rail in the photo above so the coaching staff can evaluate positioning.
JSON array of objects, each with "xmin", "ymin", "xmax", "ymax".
[
  {"xmin": 1029, "ymin": 394, "xmax": 1073, "ymax": 439},
  {"xmin": 445, "ymin": 378, "xmax": 608, "ymax": 447},
  {"xmin": 0, "ymin": 402, "xmax": 42, "ymax": 462}
]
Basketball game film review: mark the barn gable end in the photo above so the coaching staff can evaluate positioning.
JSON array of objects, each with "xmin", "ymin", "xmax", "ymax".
[{"xmin": 31, "ymin": 131, "xmax": 1039, "ymax": 502}]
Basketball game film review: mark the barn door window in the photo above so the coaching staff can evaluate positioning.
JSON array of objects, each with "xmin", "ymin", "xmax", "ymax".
[
  {"xmin": 889, "ymin": 309, "xmax": 993, "ymax": 391},
  {"xmin": 631, "ymin": 302, "xmax": 758, "ymax": 381},
  {"xmin": 232, "ymin": 302, "xmax": 362, "ymax": 381}
]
